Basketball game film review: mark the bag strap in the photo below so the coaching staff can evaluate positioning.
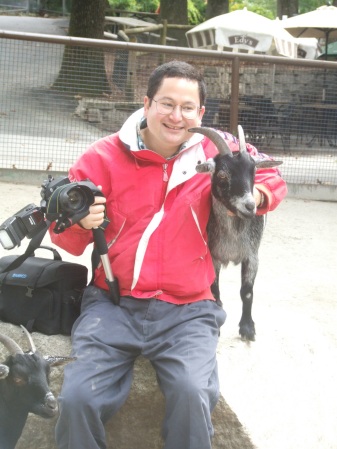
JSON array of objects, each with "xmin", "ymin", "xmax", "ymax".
[
  {"xmin": 36, "ymin": 245, "xmax": 62, "ymax": 261},
  {"xmin": 0, "ymin": 220, "xmax": 51, "ymax": 274}
]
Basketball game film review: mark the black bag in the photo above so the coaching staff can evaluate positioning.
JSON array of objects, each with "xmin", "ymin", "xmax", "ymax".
[{"xmin": 0, "ymin": 246, "xmax": 88, "ymax": 335}]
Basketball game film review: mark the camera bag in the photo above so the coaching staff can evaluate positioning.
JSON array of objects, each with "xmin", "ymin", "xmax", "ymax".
[{"xmin": 0, "ymin": 246, "xmax": 88, "ymax": 335}]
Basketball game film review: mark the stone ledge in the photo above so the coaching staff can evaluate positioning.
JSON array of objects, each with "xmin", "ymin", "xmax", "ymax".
[{"xmin": 75, "ymin": 98, "xmax": 143, "ymax": 133}]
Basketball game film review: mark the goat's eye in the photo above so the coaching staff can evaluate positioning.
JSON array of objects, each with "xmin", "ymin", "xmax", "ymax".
[
  {"xmin": 217, "ymin": 170, "xmax": 227, "ymax": 179},
  {"xmin": 12, "ymin": 376, "xmax": 26, "ymax": 386}
]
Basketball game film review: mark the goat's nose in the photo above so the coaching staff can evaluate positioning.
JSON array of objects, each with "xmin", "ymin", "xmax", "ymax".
[{"xmin": 245, "ymin": 201, "xmax": 256, "ymax": 212}]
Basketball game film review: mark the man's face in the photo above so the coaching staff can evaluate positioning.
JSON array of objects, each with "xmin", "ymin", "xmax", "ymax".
[{"xmin": 143, "ymin": 77, "xmax": 205, "ymax": 157}]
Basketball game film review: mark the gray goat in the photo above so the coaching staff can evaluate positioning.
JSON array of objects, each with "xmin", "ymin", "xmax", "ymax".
[
  {"xmin": 0, "ymin": 325, "xmax": 73, "ymax": 449},
  {"xmin": 189, "ymin": 126, "xmax": 282, "ymax": 340}
]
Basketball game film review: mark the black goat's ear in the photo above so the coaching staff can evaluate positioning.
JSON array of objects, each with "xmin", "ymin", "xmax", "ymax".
[
  {"xmin": 196, "ymin": 159, "xmax": 216, "ymax": 174},
  {"xmin": 0, "ymin": 364, "xmax": 10, "ymax": 379},
  {"xmin": 44, "ymin": 356, "xmax": 76, "ymax": 367}
]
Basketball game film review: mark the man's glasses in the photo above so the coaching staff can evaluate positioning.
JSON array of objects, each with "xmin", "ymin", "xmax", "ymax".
[{"xmin": 152, "ymin": 99, "xmax": 200, "ymax": 120}]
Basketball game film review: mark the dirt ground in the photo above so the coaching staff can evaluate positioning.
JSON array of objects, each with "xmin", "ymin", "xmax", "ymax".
[{"xmin": 0, "ymin": 181, "xmax": 337, "ymax": 449}]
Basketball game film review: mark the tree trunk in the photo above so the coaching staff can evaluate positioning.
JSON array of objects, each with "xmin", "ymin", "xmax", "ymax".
[
  {"xmin": 159, "ymin": 0, "xmax": 188, "ymax": 46},
  {"xmin": 53, "ymin": 0, "xmax": 110, "ymax": 95},
  {"xmin": 277, "ymin": 0, "xmax": 298, "ymax": 19},
  {"xmin": 206, "ymin": 0, "xmax": 229, "ymax": 20}
]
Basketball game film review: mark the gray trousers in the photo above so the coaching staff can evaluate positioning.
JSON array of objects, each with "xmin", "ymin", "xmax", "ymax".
[{"xmin": 55, "ymin": 286, "xmax": 226, "ymax": 449}]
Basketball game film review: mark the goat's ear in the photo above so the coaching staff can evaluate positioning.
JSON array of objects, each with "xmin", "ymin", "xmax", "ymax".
[
  {"xmin": 0, "ymin": 364, "xmax": 10, "ymax": 379},
  {"xmin": 255, "ymin": 160, "xmax": 283, "ymax": 169},
  {"xmin": 44, "ymin": 356, "xmax": 76, "ymax": 367},
  {"xmin": 196, "ymin": 158, "xmax": 216, "ymax": 174}
]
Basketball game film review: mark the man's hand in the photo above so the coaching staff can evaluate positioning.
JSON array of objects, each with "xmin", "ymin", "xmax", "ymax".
[
  {"xmin": 79, "ymin": 195, "xmax": 107, "ymax": 229},
  {"xmin": 253, "ymin": 186, "xmax": 263, "ymax": 208}
]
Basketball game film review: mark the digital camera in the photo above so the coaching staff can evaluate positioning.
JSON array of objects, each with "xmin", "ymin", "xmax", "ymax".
[{"xmin": 0, "ymin": 176, "xmax": 104, "ymax": 250}]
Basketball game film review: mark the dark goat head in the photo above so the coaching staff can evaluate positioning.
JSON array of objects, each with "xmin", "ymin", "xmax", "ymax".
[
  {"xmin": 189, "ymin": 126, "xmax": 282, "ymax": 218},
  {"xmin": 0, "ymin": 325, "xmax": 74, "ymax": 418}
]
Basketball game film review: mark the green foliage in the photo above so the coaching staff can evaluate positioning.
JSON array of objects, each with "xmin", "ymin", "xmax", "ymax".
[
  {"xmin": 107, "ymin": 0, "xmax": 159, "ymax": 13},
  {"xmin": 188, "ymin": 0, "xmax": 205, "ymax": 24},
  {"xmin": 299, "ymin": 0, "xmax": 327, "ymax": 13},
  {"xmin": 106, "ymin": 0, "xmax": 333, "ymax": 24},
  {"xmin": 230, "ymin": 1, "xmax": 276, "ymax": 18}
]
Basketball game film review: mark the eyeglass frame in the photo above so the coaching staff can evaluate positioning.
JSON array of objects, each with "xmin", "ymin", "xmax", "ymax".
[{"xmin": 151, "ymin": 98, "xmax": 202, "ymax": 120}]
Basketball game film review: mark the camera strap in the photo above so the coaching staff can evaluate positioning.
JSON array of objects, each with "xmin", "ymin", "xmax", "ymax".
[{"xmin": 0, "ymin": 221, "xmax": 51, "ymax": 274}]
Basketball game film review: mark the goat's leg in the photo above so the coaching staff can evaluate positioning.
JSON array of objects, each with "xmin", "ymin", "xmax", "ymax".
[
  {"xmin": 211, "ymin": 260, "xmax": 223, "ymax": 307},
  {"xmin": 239, "ymin": 257, "xmax": 258, "ymax": 341}
]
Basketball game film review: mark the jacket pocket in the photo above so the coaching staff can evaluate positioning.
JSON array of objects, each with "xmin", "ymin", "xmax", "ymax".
[{"xmin": 106, "ymin": 209, "xmax": 126, "ymax": 248}]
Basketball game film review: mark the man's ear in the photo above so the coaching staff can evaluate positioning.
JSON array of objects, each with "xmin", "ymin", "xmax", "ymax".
[{"xmin": 143, "ymin": 96, "xmax": 150, "ymax": 116}]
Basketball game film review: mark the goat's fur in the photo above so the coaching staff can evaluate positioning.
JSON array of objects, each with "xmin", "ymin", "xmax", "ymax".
[
  {"xmin": 0, "ymin": 326, "xmax": 73, "ymax": 449},
  {"xmin": 189, "ymin": 126, "xmax": 282, "ymax": 340}
]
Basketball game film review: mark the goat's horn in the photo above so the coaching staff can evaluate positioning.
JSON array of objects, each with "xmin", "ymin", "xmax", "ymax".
[
  {"xmin": 20, "ymin": 325, "xmax": 36, "ymax": 354},
  {"xmin": 189, "ymin": 127, "xmax": 233, "ymax": 157},
  {"xmin": 0, "ymin": 333, "xmax": 24, "ymax": 355},
  {"xmin": 238, "ymin": 125, "xmax": 247, "ymax": 153},
  {"xmin": 44, "ymin": 355, "xmax": 77, "ymax": 366}
]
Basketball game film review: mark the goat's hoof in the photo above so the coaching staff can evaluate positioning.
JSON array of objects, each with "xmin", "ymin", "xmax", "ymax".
[{"xmin": 239, "ymin": 324, "xmax": 256, "ymax": 341}]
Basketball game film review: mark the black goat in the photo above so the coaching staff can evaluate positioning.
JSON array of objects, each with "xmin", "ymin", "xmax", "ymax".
[
  {"xmin": 189, "ymin": 126, "xmax": 282, "ymax": 341},
  {"xmin": 0, "ymin": 326, "xmax": 74, "ymax": 449}
]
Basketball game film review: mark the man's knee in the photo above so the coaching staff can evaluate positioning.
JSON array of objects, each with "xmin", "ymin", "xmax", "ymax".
[{"xmin": 59, "ymin": 380, "xmax": 95, "ymax": 414}]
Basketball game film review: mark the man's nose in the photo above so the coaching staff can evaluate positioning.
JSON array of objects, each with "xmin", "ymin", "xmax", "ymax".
[{"xmin": 170, "ymin": 105, "xmax": 183, "ymax": 119}]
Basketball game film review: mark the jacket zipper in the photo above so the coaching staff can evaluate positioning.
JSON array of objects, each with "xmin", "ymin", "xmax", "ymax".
[{"xmin": 162, "ymin": 163, "xmax": 169, "ymax": 182}]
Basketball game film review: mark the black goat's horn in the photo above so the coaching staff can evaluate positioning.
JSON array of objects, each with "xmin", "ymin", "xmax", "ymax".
[
  {"xmin": 237, "ymin": 125, "xmax": 247, "ymax": 153},
  {"xmin": 189, "ymin": 127, "xmax": 233, "ymax": 157},
  {"xmin": 0, "ymin": 333, "xmax": 24, "ymax": 355},
  {"xmin": 20, "ymin": 325, "xmax": 36, "ymax": 354}
]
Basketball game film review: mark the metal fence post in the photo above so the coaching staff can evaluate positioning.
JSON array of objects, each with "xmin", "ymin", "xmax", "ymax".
[{"xmin": 230, "ymin": 56, "xmax": 240, "ymax": 135}]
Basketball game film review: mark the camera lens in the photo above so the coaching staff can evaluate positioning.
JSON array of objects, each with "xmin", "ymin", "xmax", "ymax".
[{"xmin": 61, "ymin": 187, "xmax": 86, "ymax": 211}]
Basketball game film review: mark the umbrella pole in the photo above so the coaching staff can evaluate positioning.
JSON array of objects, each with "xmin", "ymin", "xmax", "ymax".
[
  {"xmin": 322, "ymin": 30, "xmax": 330, "ymax": 102},
  {"xmin": 325, "ymin": 30, "xmax": 329, "ymax": 60}
]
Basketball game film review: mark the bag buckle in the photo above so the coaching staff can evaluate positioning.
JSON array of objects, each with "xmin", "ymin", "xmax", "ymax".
[{"xmin": 26, "ymin": 287, "xmax": 34, "ymax": 298}]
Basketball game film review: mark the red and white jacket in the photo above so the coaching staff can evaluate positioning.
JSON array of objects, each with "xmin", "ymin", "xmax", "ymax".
[{"xmin": 50, "ymin": 109, "xmax": 287, "ymax": 304}]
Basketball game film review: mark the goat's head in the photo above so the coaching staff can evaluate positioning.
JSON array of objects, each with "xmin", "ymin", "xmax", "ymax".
[
  {"xmin": 0, "ymin": 326, "xmax": 74, "ymax": 418},
  {"xmin": 189, "ymin": 126, "xmax": 282, "ymax": 218}
]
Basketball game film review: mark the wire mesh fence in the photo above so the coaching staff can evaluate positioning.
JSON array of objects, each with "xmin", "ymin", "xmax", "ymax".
[
  {"xmin": 0, "ymin": 0, "xmax": 70, "ymax": 15},
  {"xmin": 0, "ymin": 31, "xmax": 336, "ymax": 188}
]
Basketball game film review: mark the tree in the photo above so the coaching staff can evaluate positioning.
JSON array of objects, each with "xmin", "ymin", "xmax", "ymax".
[
  {"xmin": 277, "ymin": 0, "xmax": 299, "ymax": 18},
  {"xmin": 206, "ymin": 0, "xmax": 229, "ymax": 20},
  {"xmin": 53, "ymin": 0, "xmax": 110, "ymax": 95},
  {"xmin": 159, "ymin": 0, "xmax": 188, "ymax": 46}
]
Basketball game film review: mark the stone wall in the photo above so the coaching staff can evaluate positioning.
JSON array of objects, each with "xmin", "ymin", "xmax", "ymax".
[
  {"xmin": 74, "ymin": 61, "xmax": 337, "ymax": 135},
  {"xmin": 75, "ymin": 99, "xmax": 143, "ymax": 133},
  {"xmin": 0, "ymin": 321, "xmax": 256, "ymax": 449}
]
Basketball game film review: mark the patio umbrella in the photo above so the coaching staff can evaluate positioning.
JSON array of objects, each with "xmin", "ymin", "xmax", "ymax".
[
  {"xmin": 317, "ymin": 41, "xmax": 337, "ymax": 60},
  {"xmin": 296, "ymin": 38, "xmax": 321, "ymax": 59},
  {"xmin": 282, "ymin": 5, "xmax": 337, "ymax": 59},
  {"xmin": 185, "ymin": 8, "xmax": 298, "ymax": 58}
]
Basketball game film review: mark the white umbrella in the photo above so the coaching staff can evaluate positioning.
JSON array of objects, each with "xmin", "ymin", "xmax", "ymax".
[
  {"xmin": 296, "ymin": 38, "xmax": 322, "ymax": 60},
  {"xmin": 186, "ymin": 8, "xmax": 298, "ymax": 58},
  {"xmin": 282, "ymin": 5, "xmax": 337, "ymax": 58}
]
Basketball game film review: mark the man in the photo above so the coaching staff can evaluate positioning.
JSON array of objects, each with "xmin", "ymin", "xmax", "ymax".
[{"xmin": 51, "ymin": 60, "xmax": 287, "ymax": 449}]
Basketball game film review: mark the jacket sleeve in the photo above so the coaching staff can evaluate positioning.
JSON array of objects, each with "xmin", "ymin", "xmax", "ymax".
[
  {"xmin": 49, "ymin": 221, "xmax": 93, "ymax": 256},
  {"xmin": 48, "ymin": 142, "xmax": 111, "ymax": 256}
]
